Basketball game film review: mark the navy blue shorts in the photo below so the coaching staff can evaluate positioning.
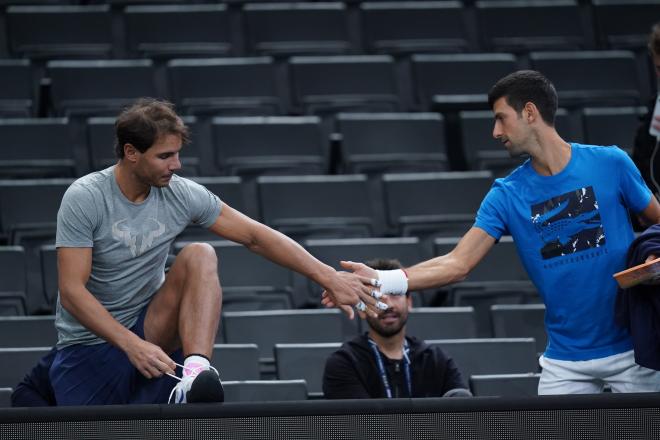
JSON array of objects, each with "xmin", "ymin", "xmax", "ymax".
[{"xmin": 50, "ymin": 307, "xmax": 183, "ymax": 406}]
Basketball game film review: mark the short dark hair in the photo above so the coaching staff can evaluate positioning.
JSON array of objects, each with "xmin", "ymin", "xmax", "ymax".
[
  {"xmin": 649, "ymin": 22, "xmax": 660, "ymax": 56},
  {"xmin": 364, "ymin": 258, "xmax": 409, "ymax": 296},
  {"xmin": 487, "ymin": 70, "xmax": 558, "ymax": 126},
  {"xmin": 114, "ymin": 98, "xmax": 189, "ymax": 159}
]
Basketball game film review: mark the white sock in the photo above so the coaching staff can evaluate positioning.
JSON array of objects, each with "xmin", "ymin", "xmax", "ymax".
[{"xmin": 183, "ymin": 354, "xmax": 210, "ymax": 378}]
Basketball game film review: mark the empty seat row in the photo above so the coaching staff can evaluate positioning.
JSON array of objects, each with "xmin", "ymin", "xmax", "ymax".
[
  {"xmin": 0, "ymin": 50, "xmax": 648, "ymax": 118},
  {"xmin": 0, "ymin": 106, "xmax": 644, "ymax": 181},
  {"xmin": 0, "ymin": 337, "xmax": 541, "ymax": 398},
  {"xmin": 0, "ymin": 303, "xmax": 545, "ymax": 351},
  {"xmin": 0, "ymin": 2, "xmax": 656, "ymax": 60}
]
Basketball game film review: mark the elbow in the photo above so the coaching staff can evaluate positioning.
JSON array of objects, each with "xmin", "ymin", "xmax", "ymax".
[{"xmin": 446, "ymin": 256, "xmax": 470, "ymax": 284}]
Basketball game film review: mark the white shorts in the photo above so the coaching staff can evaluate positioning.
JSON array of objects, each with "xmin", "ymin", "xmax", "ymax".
[{"xmin": 538, "ymin": 350, "xmax": 660, "ymax": 395}]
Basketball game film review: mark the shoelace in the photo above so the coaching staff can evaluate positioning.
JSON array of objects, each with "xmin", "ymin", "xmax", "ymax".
[{"xmin": 167, "ymin": 362, "xmax": 219, "ymax": 404}]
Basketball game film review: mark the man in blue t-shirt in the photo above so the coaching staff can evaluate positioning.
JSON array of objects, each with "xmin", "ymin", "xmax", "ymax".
[{"xmin": 335, "ymin": 70, "xmax": 660, "ymax": 394}]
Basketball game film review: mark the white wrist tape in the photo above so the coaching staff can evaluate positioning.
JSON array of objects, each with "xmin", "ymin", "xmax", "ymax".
[{"xmin": 376, "ymin": 269, "xmax": 408, "ymax": 296}]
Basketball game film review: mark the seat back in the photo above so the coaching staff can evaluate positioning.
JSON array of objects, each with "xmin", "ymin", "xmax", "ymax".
[
  {"xmin": 47, "ymin": 60, "xmax": 156, "ymax": 117},
  {"xmin": 223, "ymin": 310, "xmax": 344, "ymax": 361},
  {"xmin": 257, "ymin": 174, "xmax": 375, "ymax": 239},
  {"xmin": 337, "ymin": 112, "xmax": 448, "ymax": 173},
  {"xmin": 0, "ymin": 347, "xmax": 52, "ymax": 388},
  {"xmin": 244, "ymin": 2, "xmax": 351, "ymax": 56},
  {"xmin": 274, "ymin": 342, "xmax": 341, "ymax": 396},
  {"xmin": 426, "ymin": 338, "xmax": 538, "ymax": 378},
  {"xmin": 211, "ymin": 344, "xmax": 260, "ymax": 381},
  {"xmin": 290, "ymin": 55, "xmax": 399, "ymax": 114},
  {"xmin": 411, "ymin": 53, "xmax": 517, "ymax": 110},
  {"xmin": 0, "ymin": 316, "xmax": 57, "ymax": 347},
  {"xmin": 7, "ymin": 5, "xmax": 113, "ymax": 59},
  {"xmin": 167, "ymin": 57, "xmax": 282, "ymax": 116},
  {"xmin": 223, "ymin": 380, "xmax": 308, "ymax": 402},
  {"xmin": 491, "ymin": 304, "xmax": 547, "ymax": 354},
  {"xmin": 125, "ymin": 4, "xmax": 232, "ymax": 59},
  {"xmin": 407, "ymin": 307, "xmax": 478, "ymax": 340},
  {"xmin": 476, "ymin": 1, "xmax": 586, "ymax": 53},
  {"xmin": 470, "ymin": 372, "xmax": 540, "ymax": 397},
  {"xmin": 211, "ymin": 116, "xmax": 326, "ymax": 176}
]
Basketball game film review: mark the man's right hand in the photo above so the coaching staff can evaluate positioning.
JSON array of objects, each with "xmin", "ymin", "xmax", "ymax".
[{"xmin": 122, "ymin": 335, "xmax": 176, "ymax": 379}]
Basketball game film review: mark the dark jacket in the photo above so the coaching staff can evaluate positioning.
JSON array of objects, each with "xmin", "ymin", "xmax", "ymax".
[
  {"xmin": 615, "ymin": 224, "xmax": 660, "ymax": 370},
  {"xmin": 323, "ymin": 333, "xmax": 467, "ymax": 399}
]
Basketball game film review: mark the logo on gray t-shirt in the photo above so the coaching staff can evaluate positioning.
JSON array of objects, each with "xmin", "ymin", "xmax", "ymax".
[{"xmin": 112, "ymin": 218, "xmax": 167, "ymax": 258}]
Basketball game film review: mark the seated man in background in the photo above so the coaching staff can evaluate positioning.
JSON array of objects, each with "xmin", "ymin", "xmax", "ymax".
[{"xmin": 323, "ymin": 259, "xmax": 470, "ymax": 399}]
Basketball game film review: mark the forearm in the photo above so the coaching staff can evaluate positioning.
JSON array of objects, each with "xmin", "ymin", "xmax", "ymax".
[
  {"xmin": 60, "ymin": 285, "xmax": 140, "ymax": 351},
  {"xmin": 245, "ymin": 223, "xmax": 336, "ymax": 288},
  {"xmin": 405, "ymin": 254, "xmax": 469, "ymax": 291}
]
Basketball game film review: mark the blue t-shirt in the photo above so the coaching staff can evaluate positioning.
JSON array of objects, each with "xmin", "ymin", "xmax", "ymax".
[{"xmin": 475, "ymin": 143, "xmax": 651, "ymax": 361}]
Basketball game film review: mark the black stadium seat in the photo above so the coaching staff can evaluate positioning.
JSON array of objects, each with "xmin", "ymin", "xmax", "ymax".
[
  {"xmin": 582, "ymin": 106, "xmax": 646, "ymax": 154},
  {"xmin": 411, "ymin": 53, "xmax": 518, "ymax": 111},
  {"xmin": 211, "ymin": 344, "xmax": 261, "ymax": 381},
  {"xmin": 0, "ymin": 60, "xmax": 35, "ymax": 117},
  {"xmin": 289, "ymin": 55, "xmax": 400, "ymax": 115},
  {"xmin": 592, "ymin": 0, "xmax": 660, "ymax": 50},
  {"xmin": 529, "ymin": 50, "xmax": 641, "ymax": 108},
  {"xmin": 0, "ymin": 347, "xmax": 52, "ymax": 389},
  {"xmin": 475, "ymin": 0, "xmax": 587, "ymax": 53},
  {"xmin": 257, "ymin": 174, "xmax": 376, "ymax": 240},
  {"xmin": 275, "ymin": 343, "xmax": 341, "ymax": 397},
  {"xmin": 7, "ymin": 5, "xmax": 114, "ymax": 59},
  {"xmin": 382, "ymin": 171, "xmax": 493, "ymax": 237},
  {"xmin": 167, "ymin": 57, "xmax": 283, "ymax": 116},
  {"xmin": 426, "ymin": 338, "xmax": 538, "ymax": 378},
  {"xmin": 211, "ymin": 116, "xmax": 327, "ymax": 176},
  {"xmin": 47, "ymin": 59, "xmax": 157, "ymax": 117},
  {"xmin": 0, "ymin": 247, "xmax": 28, "ymax": 316},
  {"xmin": 222, "ymin": 309, "xmax": 345, "ymax": 362},
  {"xmin": 336, "ymin": 112, "xmax": 448, "ymax": 173},
  {"xmin": 0, "ymin": 118, "xmax": 80, "ymax": 178},
  {"xmin": 361, "ymin": 1, "xmax": 471, "ymax": 55},
  {"xmin": 124, "ymin": 4, "xmax": 233, "ymax": 59},
  {"xmin": 222, "ymin": 380, "xmax": 308, "ymax": 402},
  {"xmin": 491, "ymin": 304, "xmax": 547, "ymax": 355},
  {"xmin": 244, "ymin": 2, "xmax": 352, "ymax": 57},
  {"xmin": 0, "ymin": 316, "xmax": 57, "ymax": 347}
]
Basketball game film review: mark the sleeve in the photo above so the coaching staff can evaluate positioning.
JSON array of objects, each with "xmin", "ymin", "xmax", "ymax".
[
  {"xmin": 183, "ymin": 179, "xmax": 222, "ymax": 229},
  {"xmin": 617, "ymin": 147, "xmax": 653, "ymax": 213},
  {"xmin": 322, "ymin": 350, "xmax": 371, "ymax": 399},
  {"xmin": 55, "ymin": 183, "xmax": 97, "ymax": 248},
  {"xmin": 473, "ymin": 180, "xmax": 509, "ymax": 240}
]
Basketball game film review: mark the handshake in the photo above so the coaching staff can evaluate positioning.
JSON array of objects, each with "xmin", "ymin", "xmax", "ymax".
[{"xmin": 321, "ymin": 260, "xmax": 409, "ymax": 319}]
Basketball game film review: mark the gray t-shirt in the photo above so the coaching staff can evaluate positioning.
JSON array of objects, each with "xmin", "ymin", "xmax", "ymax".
[{"xmin": 55, "ymin": 166, "xmax": 222, "ymax": 347}]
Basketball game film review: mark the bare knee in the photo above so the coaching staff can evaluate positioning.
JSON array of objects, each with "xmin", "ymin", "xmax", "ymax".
[{"xmin": 176, "ymin": 242, "xmax": 218, "ymax": 275}]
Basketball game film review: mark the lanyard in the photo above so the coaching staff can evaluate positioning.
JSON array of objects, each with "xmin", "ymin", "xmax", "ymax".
[{"xmin": 368, "ymin": 337, "xmax": 412, "ymax": 398}]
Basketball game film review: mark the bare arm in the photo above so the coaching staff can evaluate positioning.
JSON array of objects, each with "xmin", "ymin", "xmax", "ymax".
[
  {"xmin": 334, "ymin": 227, "xmax": 496, "ymax": 293},
  {"xmin": 406, "ymin": 227, "xmax": 496, "ymax": 290},
  {"xmin": 208, "ymin": 204, "xmax": 380, "ymax": 318},
  {"xmin": 639, "ymin": 195, "xmax": 660, "ymax": 226},
  {"xmin": 58, "ymin": 247, "xmax": 175, "ymax": 378}
]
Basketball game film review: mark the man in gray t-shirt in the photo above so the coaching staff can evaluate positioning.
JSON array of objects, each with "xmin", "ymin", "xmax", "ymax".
[{"xmin": 49, "ymin": 98, "xmax": 383, "ymax": 406}]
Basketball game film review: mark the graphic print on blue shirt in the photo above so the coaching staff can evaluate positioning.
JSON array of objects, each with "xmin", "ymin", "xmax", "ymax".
[{"xmin": 531, "ymin": 186, "xmax": 604, "ymax": 260}]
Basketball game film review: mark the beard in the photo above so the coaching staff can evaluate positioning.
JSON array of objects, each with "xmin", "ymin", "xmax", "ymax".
[{"xmin": 367, "ymin": 309, "xmax": 408, "ymax": 338}]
